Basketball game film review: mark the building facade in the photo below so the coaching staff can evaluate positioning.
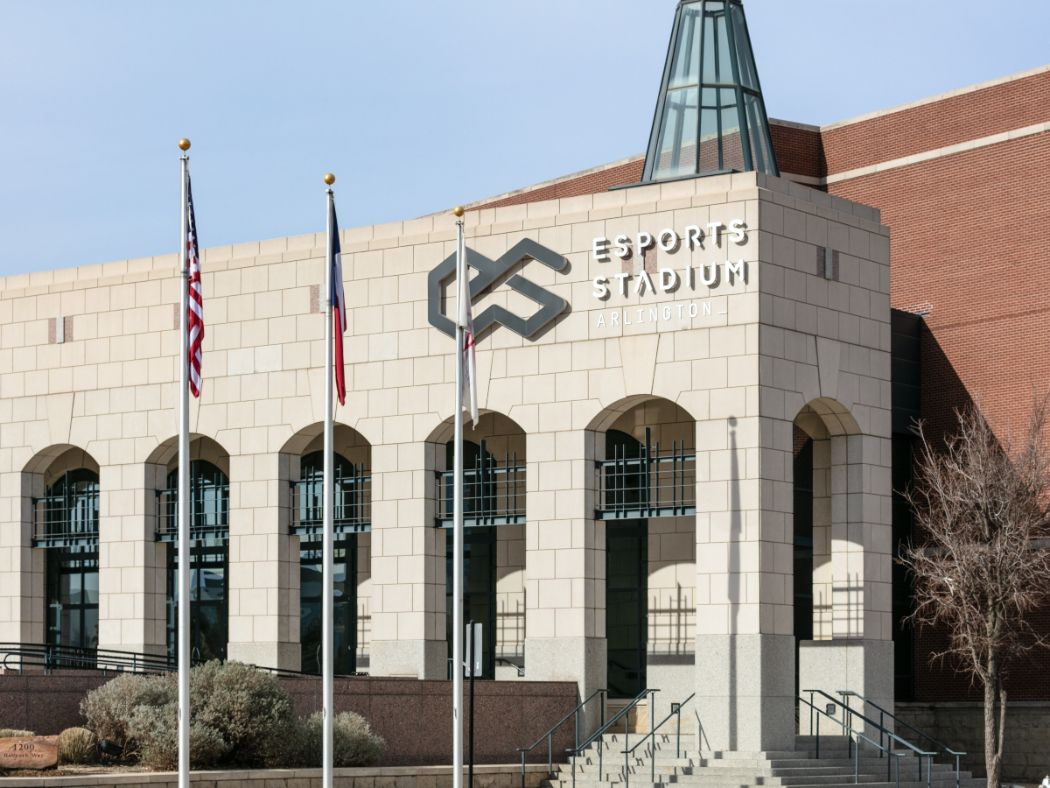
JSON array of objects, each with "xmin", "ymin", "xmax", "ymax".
[
  {"xmin": 2, "ymin": 0, "xmax": 1048, "ymax": 765},
  {"xmin": 0, "ymin": 168, "xmax": 894, "ymax": 752}
]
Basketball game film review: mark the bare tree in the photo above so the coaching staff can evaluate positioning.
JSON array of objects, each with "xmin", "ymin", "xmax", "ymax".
[{"xmin": 900, "ymin": 402, "xmax": 1050, "ymax": 788}]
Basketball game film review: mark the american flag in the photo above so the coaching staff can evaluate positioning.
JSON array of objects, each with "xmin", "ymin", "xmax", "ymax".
[
  {"xmin": 329, "ymin": 198, "xmax": 347, "ymax": 405},
  {"xmin": 186, "ymin": 175, "xmax": 204, "ymax": 398}
]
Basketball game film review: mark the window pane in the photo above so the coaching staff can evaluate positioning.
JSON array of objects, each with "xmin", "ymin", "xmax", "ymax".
[
  {"xmin": 653, "ymin": 87, "xmax": 699, "ymax": 180},
  {"xmin": 668, "ymin": 7, "xmax": 701, "ymax": 89}
]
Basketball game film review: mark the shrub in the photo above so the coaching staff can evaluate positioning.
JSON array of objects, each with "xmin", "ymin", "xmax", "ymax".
[
  {"xmin": 80, "ymin": 672, "xmax": 175, "ymax": 754},
  {"xmin": 279, "ymin": 711, "xmax": 384, "ymax": 768},
  {"xmin": 0, "ymin": 729, "xmax": 34, "ymax": 738},
  {"xmin": 129, "ymin": 703, "xmax": 229, "ymax": 770},
  {"xmin": 58, "ymin": 727, "xmax": 98, "ymax": 764},
  {"xmin": 189, "ymin": 661, "xmax": 294, "ymax": 767}
]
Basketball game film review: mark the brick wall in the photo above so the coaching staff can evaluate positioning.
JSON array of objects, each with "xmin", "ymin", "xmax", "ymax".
[{"xmin": 822, "ymin": 68, "xmax": 1050, "ymax": 174}]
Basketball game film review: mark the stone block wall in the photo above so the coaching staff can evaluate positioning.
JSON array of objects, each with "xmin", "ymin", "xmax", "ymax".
[{"xmin": 896, "ymin": 702, "xmax": 1050, "ymax": 783}]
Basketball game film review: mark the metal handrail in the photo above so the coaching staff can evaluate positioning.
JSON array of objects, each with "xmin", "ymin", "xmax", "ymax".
[
  {"xmin": 839, "ymin": 690, "xmax": 965, "ymax": 788},
  {"xmin": 804, "ymin": 689, "xmax": 938, "ymax": 788},
  {"xmin": 518, "ymin": 689, "xmax": 607, "ymax": 788},
  {"xmin": 567, "ymin": 688, "xmax": 657, "ymax": 788},
  {"xmin": 495, "ymin": 656, "xmax": 525, "ymax": 677},
  {"xmin": 621, "ymin": 692, "xmax": 695, "ymax": 788},
  {"xmin": 799, "ymin": 694, "xmax": 905, "ymax": 788},
  {"xmin": 0, "ymin": 641, "xmax": 358, "ymax": 680}
]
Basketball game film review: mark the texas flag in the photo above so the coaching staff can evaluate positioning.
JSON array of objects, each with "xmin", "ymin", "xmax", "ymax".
[{"xmin": 329, "ymin": 199, "xmax": 347, "ymax": 405}]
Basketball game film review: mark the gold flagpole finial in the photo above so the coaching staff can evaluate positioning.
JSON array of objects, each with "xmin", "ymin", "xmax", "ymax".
[
  {"xmin": 178, "ymin": 138, "xmax": 191, "ymax": 151},
  {"xmin": 323, "ymin": 173, "xmax": 336, "ymax": 186},
  {"xmin": 453, "ymin": 206, "xmax": 465, "ymax": 217}
]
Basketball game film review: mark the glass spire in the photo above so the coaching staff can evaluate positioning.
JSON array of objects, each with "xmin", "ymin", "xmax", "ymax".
[{"xmin": 642, "ymin": 0, "xmax": 779, "ymax": 183}]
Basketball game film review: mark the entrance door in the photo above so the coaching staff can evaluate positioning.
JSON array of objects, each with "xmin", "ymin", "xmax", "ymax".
[
  {"xmin": 300, "ymin": 537, "xmax": 357, "ymax": 675},
  {"xmin": 46, "ymin": 546, "xmax": 100, "ymax": 663},
  {"xmin": 167, "ymin": 541, "xmax": 229, "ymax": 663},
  {"xmin": 606, "ymin": 520, "xmax": 647, "ymax": 698},
  {"xmin": 446, "ymin": 527, "xmax": 496, "ymax": 678}
]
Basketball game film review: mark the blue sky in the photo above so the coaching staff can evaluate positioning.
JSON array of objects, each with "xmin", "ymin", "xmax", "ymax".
[{"xmin": 1, "ymin": 0, "xmax": 1047, "ymax": 276}]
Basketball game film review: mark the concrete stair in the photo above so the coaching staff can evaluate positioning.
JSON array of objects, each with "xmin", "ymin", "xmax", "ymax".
[{"xmin": 546, "ymin": 734, "xmax": 982, "ymax": 788}]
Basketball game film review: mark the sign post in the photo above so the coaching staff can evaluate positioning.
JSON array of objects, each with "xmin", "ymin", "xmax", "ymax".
[{"xmin": 466, "ymin": 622, "xmax": 482, "ymax": 788}]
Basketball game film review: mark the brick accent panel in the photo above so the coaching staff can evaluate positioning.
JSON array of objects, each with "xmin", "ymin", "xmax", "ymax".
[
  {"xmin": 769, "ymin": 123, "xmax": 825, "ymax": 179},
  {"xmin": 828, "ymin": 132, "xmax": 1050, "ymax": 442},
  {"xmin": 474, "ymin": 159, "xmax": 643, "ymax": 210},
  {"xmin": 823, "ymin": 69, "xmax": 1050, "ymax": 175}
]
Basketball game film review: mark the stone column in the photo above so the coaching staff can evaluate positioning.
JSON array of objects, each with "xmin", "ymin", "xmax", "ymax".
[
  {"xmin": 524, "ymin": 429, "xmax": 605, "ymax": 716},
  {"xmin": 97, "ymin": 462, "xmax": 166, "ymax": 657},
  {"xmin": 810, "ymin": 437, "xmax": 833, "ymax": 639},
  {"xmin": 355, "ymin": 531, "xmax": 372, "ymax": 672},
  {"xmin": 694, "ymin": 414, "xmax": 796, "ymax": 752},
  {"xmin": 495, "ymin": 524, "xmax": 526, "ymax": 680},
  {"xmin": 226, "ymin": 452, "xmax": 299, "ymax": 669},
  {"xmin": 369, "ymin": 439, "xmax": 447, "ymax": 678},
  {"xmin": 0, "ymin": 470, "xmax": 45, "ymax": 647}
]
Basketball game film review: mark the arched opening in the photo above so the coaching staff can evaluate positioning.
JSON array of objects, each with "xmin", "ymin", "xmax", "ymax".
[
  {"xmin": 588, "ymin": 396, "xmax": 696, "ymax": 703},
  {"xmin": 24, "ymin": 447, "xmax": 101, "ymax": 664},
  {"xmin": 148, "ymin": 436, "xmax": 230, "ymax": 664},
  {"xmin": 792, "ymin": 398, "xmax": 862, "ymax": 691},
  {"xmin": 428, "ymin": 412, "xmax": 526, "ymax": 680},
  {"xmin": 281, "ymin": 424, "xmax": 371, "ymax": 675}
]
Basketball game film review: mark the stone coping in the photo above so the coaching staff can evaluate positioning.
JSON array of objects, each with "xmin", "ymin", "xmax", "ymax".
[{"xmin": 0, "ymin": 763, "xmax": 549, "ymax": 786}]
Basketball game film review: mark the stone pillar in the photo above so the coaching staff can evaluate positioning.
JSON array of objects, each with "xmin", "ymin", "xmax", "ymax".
[
  {"xmin": 524, "ymin": 429, "xmax": 605, "ymax": 715},
  {"xmin": 97, "ymin": 462, "xmax": 166, "ymax": 656},
  {"xmin": 0, "ymin": 470, "xmax": 45, "ymax": 647},
  {"xmin": 355, "ymin": 531, "xmax": 372, "ymax": 672},
  {"xmin": 647, "ymin": 516, "xmax": 695, "ymax": 723},
  {"xmin": 799, "ymin": 432, "xmax": 894, "ymax": 724},
  {"xmin": 369, "ymin": 439, "xmax": 446, "ymax": 678},
  {"xmin": 695, "ymin": 414, "xmax": 796, "ymax": 752},
  {"xmin": 810, "ymin": 437, "xmax": 833, "ymax": 639},
  {"xmin": 495, "ymin": 524, "xmax": 526, "ymax": 680},
  {"xmin": 227, "ymin": 452, "xmax": 299, "ymax": 669}
]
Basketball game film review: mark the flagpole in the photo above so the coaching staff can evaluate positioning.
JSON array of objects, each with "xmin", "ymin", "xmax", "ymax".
[
  {"xmin": 176, "ymin": 137, "xmax": 192, "ymax": 788},
  {"xmin": 322, "ymin": 172, "xmax": 337, "ymax": 788},
  {"xmin": 452, "ymin": 206, "xmax": 466, "ymax": 788}
]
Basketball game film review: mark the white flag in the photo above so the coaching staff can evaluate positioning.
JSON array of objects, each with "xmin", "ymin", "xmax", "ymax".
[{"xmin": 457, "ymin": 231, "xmax": 479, "ymax": 427}]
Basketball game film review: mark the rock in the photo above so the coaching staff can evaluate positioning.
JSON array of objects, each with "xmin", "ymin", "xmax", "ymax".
[{"xmin": 0, "ymin": 736, "xmax": 59, "ymax": 769}]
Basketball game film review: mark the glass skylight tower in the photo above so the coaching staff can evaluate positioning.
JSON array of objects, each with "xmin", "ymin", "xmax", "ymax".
[{"xmin": 642, "ymin": 0, "xmax": 779, "ymax": 183}]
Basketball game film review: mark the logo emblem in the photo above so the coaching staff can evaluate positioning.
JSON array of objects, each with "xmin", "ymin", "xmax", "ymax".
[{"xmin": 428, "ymin": 239, "xmax": 569, "ymax": 340}]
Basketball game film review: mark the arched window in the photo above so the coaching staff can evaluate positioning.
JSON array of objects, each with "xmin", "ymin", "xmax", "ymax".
[
  {"xmin": 42, "ymin": 469, "xmax": 100, "ymax": 660},
  {"xmin": 296, "ymin": 451, "xmax": 366, "ymax": 675},
  {"xmin": 164, "ymin": 460, "xmax": 229, "ymax": 663}
]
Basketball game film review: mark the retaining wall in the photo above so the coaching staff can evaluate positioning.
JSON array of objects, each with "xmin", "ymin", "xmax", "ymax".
[
  {"xmin": 0, "ymin": 671, "xmax": 578, "ymax": 767},
  {"xmin": 895, "ymin": 701, "xmax": 1050, "ymax": 783},
  {"xmin": 0, "ymin": 763, "xmax": 549, "ymax": 788}
]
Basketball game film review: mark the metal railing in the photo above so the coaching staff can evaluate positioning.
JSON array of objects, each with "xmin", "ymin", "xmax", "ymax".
[
  {"xmin": 799, "ymin": 693, "xmax": 905, "ymax": 788},
  {"xmin": 435, "ymin": 445, "xmax": 525, "ymax": 528},
  {"xmin": 804, "ymin": 689, "xmax": 940, "ymax": 788},
  {"xmin": 155, "ymin": 486, "xmax": 230, "ymax": 542},
  {"xmin": 620, "ymin": 692, "xmax": 695, "ymax": 788},
  {"xmin": 567, "ymin": 688, "xmax": 658, "ymax": 788},
  {"xmin": 838, "ymin": 690, "xmax": 966, "ymax": 788},
  {"xmin": 596, "ymin": 431, "xmax": 695, "ymax": 519},
  {"xmin": 1, "ymin": 642, "xmax": 172, "ymax": 674},
  {"xmin": 518, "ymin": 689, "xmax": 607, "ymax": 788},
  {"xmin": 31, "ymin": 492, "xmax": 100, "ymax": 548},
  {"xmin": 0, "ymin": 641, "xmax": 360, "ymax": 680},
  {"xmin": 290, "ymin": 473, "xmax": 372, "ymax": 538}
]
